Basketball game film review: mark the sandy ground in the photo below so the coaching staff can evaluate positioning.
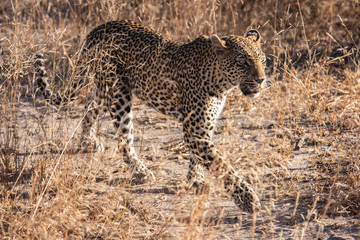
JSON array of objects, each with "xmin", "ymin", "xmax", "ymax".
[{"xmin": 7, "ymin": 90, "xmax": 359, "ymax": 240}]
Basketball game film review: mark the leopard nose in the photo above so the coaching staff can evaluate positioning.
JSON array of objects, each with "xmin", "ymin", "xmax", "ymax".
[
  {"xmin": 256, "ymin": 77, "xmax": 265, "ymax": 86},
  {"xmin": 260, "ymin": 78, "xmax": 271, "ymax": 89}
]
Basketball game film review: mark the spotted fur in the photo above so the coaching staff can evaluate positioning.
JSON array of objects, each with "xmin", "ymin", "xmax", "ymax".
[{"xmin": 35, "ymin": 20, "xmax": 268, "ymax": 213}]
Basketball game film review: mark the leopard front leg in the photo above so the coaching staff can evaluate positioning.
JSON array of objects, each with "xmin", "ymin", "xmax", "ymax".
[
  {"xmin": 183, "ymin": 115, "xmax": 260, "ymax": 213},
  {"xmin": 187, "ymin": 153, "xmax": 207, "ymax": 193}
]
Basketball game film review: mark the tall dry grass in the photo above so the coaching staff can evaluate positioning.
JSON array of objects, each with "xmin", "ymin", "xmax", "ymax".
[{"xmin": 1, "ymin": 0, "xmax": 359, "ymax": 239}]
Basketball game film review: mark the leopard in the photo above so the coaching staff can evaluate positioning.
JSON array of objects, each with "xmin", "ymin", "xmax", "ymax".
[{"xmin": 34, "ymin": 20, "xmax": 268, "ymax": 213}]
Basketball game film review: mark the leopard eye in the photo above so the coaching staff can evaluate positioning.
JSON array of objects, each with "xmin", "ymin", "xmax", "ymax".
[
  {"xmin": 261, "ymin": 56, "xmax": 266, "ymax": 64},
  {"xmin": 236, "ymin": 55, "xmax": 247, "ymax": 65}
]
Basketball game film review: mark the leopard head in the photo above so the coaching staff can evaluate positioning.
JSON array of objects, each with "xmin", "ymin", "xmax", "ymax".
[{"xmin": 211, "ymin": 30, "xmax": 267, "ymax": 98}]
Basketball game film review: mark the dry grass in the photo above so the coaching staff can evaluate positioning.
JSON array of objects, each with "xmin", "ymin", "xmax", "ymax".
[{"xmin": 1, "ymin": 0, "xmax": 360, "ymax": 239}]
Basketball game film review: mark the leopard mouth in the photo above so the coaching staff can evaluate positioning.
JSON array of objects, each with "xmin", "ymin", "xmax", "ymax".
[{"xmin": 240, "ymin": 85, "xmax": 261, "ymax": 98}]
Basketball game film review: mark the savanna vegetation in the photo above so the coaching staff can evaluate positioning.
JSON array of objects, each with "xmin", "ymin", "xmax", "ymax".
[{"xmin": 1, "ymin": 0, "xmax": 359, "ymax": 239}]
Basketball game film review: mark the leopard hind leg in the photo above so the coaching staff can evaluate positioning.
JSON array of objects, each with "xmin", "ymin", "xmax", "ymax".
[
  {"xmin": 80, "ymin": 87, "xmax": 107, "ymax": 152},
  {"xmin": 108, "ymin": 76, "xmax": 155, "ymax": 184}
]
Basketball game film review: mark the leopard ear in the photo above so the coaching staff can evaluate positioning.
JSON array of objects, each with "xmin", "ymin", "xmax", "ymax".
[
  {"xmin": 211, "ymin": 34, "xmax": 227, "ymax": 56},
  {"xmin": 245, "ymin": 30, "xmax": 261, "ymax": 45}
]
